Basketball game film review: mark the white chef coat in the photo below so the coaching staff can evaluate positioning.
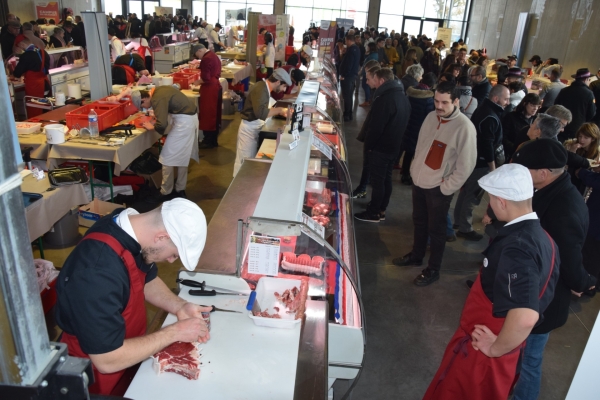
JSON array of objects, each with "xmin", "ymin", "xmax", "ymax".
[
  {"xmin": 159, "ymin": 113, "xmax": 200, "ymax": 167},
  {"xmin": 125, "ymin": 37, "xmax": 151, "ymax": 57},
  {"xmin": 110, "ymin": 37, "xmax": 126, "ymax": 61}
]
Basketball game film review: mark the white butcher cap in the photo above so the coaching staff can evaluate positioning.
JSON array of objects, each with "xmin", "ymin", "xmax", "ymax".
[
  {"xmin": 302, "ymin": 45, "xmax": 313, "ymax": 57},
  {"xmin": 161, "ymin": 198, "xmax": 207, "ymax": 271},
  {"xmin": 478, "ymin": 164, "xmax": 534, "ymax": 201}
]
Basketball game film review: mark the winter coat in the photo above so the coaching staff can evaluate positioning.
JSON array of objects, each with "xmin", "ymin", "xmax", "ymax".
[
  {"xmin": 471, "ymin": 78, "xmax": 492, "ymax": 105},
  {"xmin": 402, "ymin": 86, "xmax": 434, "ymax": 152},
  {"xmin": 360, "ymin": 80, "xmax": 410, "ymax": 156},
  {"xmin": 530, "ymin": 171, "xmax": 596, "ymax": 334},
  {"xmin": 470, "ymin": 98, "xmax": 504, "ymax": 169},
  {"xmin": 400, "ymin": 74, "xmax": 419, "ymax": 92},
  {"xmin": 501, "ymin": 111, "xmax": 532, "ymax": 160},
  {"xmin": 555, "ymin": 80, "xmax": 597, "ymax": 141},
  {"xmin": 457, "ymin": 85, "xmax": 477, "ymax": 119}
]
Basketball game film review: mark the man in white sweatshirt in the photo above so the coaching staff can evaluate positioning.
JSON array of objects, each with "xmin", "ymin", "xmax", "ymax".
[{"xmin": 393, "ymin": 81, "xmax": 477, "ymax": 286}]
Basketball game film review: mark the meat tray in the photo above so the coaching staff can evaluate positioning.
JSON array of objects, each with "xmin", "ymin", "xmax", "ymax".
[
  {"xmin": 248, "ymin": 277, "xmax": 304, "ymax": 329},
  {"xmin": 48, "ymin": 167, "xmax": 89, "ymax": 186}
]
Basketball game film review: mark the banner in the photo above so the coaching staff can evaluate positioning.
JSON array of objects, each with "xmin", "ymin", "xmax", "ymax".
[
  {"xmin": 34, "ymin": 1, "xmax": 60, "ymax": 22},
  {"xmin": 225, "ymin": 8, "xmax": 246, "ymax": 21},
  {"xmin": 335, "ymin": 18, "xmax": 354, "ymax": 31},
  {"xmin": 436, "ymin": 27, "xmax": 453, "ymax": 45},
  {"xmin": 155, "ymin": 7, "xmax": 173, "ymax": 16},
  {"xmin": 318, "ymin": 20, "xmax": 337, "ymax": 59},
  {"xmin": 275, "ymin": 15, "xmax": 289, "ymax": 62},
  {"xmin": 257, "ymin": 14, "xmax": 276, "ymax": 46}
]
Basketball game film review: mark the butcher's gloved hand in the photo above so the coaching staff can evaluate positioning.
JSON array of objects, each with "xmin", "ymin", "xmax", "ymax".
[
  {"xmin": 170, "ymin": 317, "xmax": 210, "ymax": 343},
  {"xmin": 176, "ymin": 302, "xmax": 212, "ymax": 321}
]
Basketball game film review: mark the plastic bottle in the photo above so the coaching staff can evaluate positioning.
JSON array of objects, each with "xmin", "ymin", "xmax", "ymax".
[{"xmin": 88, "ymin": 109, "xmax": 99, "ymax": 138}]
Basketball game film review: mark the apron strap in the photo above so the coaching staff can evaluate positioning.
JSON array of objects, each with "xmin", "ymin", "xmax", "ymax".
[
  {"xmin": 539, "ymin": 230, "xmax": 556, "ymax": 299},
  {"xmin": 80, "ymin": 232, "xmax": 138, "ymax": 280}
]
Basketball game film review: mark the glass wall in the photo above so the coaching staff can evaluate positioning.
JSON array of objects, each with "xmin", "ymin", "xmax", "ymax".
[
  {"xmin": 190, "ymin": 1, "xmax": 274, "ymax": 23},
  {"xmin": 105, "ymin": 0, "xmax": 124, "ymax": 16},
  {"xmin": 286, "ymin": 0, "xmax": 369, "ymax": 44},
  {"xmin": 378, "ymin": 0, "xmax": 471, "ymax": 42}
]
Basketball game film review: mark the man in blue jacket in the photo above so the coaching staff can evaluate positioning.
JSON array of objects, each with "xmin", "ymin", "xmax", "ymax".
[
  {"xmin": 355, "ymin": 68, "xmax": 410, "ymax": 222},
  {"xmin": 339, "ymin": 33, "xmax": 360, "ymax": 121}
]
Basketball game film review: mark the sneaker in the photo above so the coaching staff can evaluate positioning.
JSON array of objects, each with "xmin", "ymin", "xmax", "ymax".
[
  {"xmin": 456, "ymin": 230, "xmax": 484, "ymax": 241},
  {"xmin": 401, "ymin": 176, "xmax": 413, "ymax": 185},
  {"xmin": 379, "ymin": 211, "xmax": 386, "ymax": 221},
  {"xmin": 414, "ymin": 269, "xmax": 440, "ymax": 286},
  {"xmin": 466, "ymin": 280, "xmax": 474, "ymax": 289},
  {"xmin": 354, "ymin": 211, "xmax": 380, "ymax": 223},
  {"xmin": 175, "ymin": 190, "xmax": 187, "ymax": 199},
  {"xmin": 351, "ymin": 189, "xmax": 367, "ymax": 199},
  {"xmin": 392, "ymin": 253, "xmax": 423, "ymax": 267},
  {"xmin": 446, "ymin": 234, "xmax": 457, "ymax": 242}
]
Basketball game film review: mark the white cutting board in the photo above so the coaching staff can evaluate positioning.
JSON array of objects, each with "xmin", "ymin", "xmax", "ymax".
[{"xmin": 125, "ymin": 273, "xmax": 301, "ymax": 400}]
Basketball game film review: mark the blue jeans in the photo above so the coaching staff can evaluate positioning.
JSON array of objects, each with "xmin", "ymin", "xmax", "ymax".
[
  {"xmin": 361, "ymin": 71, "xmax": 371, "ymax": 102},
  {"xmin": 446, "ymin": 213, "xmax": 454, "ymax": 236},
  {"xmin": 512, "ymin": 333, "xmax": 550, "ymax": 400}
]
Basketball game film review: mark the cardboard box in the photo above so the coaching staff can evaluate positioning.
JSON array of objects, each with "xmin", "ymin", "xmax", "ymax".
[{"xmin": 78, "ymin": 198, "xmax": 123, "ymax": 227}]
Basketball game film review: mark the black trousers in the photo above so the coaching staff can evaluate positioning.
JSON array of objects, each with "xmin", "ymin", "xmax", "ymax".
[
  {"xmin": 401, "ymin": 149, "xmax": 414, "ymax": 178},
  {"xmin": 340, "ymin": 78, "xmax": 355, "ymax": 118},
  {"xmin": 582, "ymin": 233, "xmax": 600, "ymax": 281},
  {"xmin": 202, "ymin": 130, "xmax": 219, "ymax": 146},
  {"xmin": 357, "ymin": 145, "xmax": 369, "ymax": 191},
  {"xmin": 411, "ymin": 185, "xmax": 453, "ymax": 271},
  {"xmin": 367, "ymin": 150, "xmax": 396, "ymax": 214}
]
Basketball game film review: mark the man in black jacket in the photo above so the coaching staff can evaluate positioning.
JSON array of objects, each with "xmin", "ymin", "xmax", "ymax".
[
  {"xmin": 511, "ymin": 139, "xmax": 596, "ymax": 399},
  {"xmin": 339, "ymin": 34, "xmax": 360, "ymax": 121},
  {"xmin": 469, "ymin": 65, "xmax": 492, "ymax": 106},
  {"xmin": 355, "ymin": 68, "xmax": 410, "ymax": 222},
  {"xmin": 454, "ymin": 84, "xmax": 509, "ymax": 241},
  {"xmin": 554, "ymin": 68, "xmax": 596, "ymax": 142}
]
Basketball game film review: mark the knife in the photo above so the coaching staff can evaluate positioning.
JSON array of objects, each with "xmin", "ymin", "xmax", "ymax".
[
  {"xmin": 189, "ymin": 288, "xmax": 243, "ymax": 296},
  {"xmin": 201, "ymin": 305, "xmax": 242, "ymax": 313},
  {"xmin": 246, "ymin": 291, "xmax": 261, "ymax": 314}
]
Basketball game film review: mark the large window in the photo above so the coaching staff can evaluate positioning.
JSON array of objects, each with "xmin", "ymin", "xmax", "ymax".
[
  {"xmin": 286, "ymin": 0, "xmax": 369, "ymax": 45},
  {"xmin": 379, "ymin": 0, "xmax": 471, "ymax": 43},
  {"xmin": 104, "ymin": 0, "xmax": 124, "ymax": 16}
]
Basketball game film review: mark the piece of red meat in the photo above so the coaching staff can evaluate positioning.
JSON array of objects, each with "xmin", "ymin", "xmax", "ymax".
[{"xmin": 153, "ymin": 342, "xmax": 201, "ymax": 380}]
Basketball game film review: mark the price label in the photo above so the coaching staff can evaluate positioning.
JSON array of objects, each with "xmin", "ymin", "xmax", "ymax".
[
  {"xmin": 247, "ymin": 235, "xmax": 281, "ymax": 276},
  {"xmin": 303, "ymin": 114, "xmax": 311, "ymax": 130},
  {"xmin": 289, "ymin": 139, "xmax": 299, "ymax": 150},
  {"xmin": 302, "ymin": 212, "xmax": 325, "ymax": 239},
  {"xmin": 312, "ymin": 135, "xmax": 333, "ymax": 160}
]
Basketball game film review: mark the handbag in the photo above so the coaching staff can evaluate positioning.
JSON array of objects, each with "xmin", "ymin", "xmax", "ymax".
[{"xmin": 128, "ymin": 150, "xmax": 162, "ymax": 175}]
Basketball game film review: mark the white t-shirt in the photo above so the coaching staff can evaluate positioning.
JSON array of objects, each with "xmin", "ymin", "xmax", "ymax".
[
  {"xmin": 264, "ymin": 43, "xmax": 275, "ymax": 68},
  {"xmin": 110, "ymin": 37, "xmax": 126, "ymax": 61},
  {"xmin": 126, "ymin": 37, "xmax": 151, "ymax": 57},
  {"xmin": 194, "ymin": 26, "xmax": 207, "ymax": 40},
  {"xmin": 208, "ymin": 29, "xmax": 220, "ymax": 50}
]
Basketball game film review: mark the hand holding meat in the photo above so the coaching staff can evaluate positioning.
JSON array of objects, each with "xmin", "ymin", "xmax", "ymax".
[
  {"xmin": 471, "ymin": 324, "xmax": 498, "ymax": 357},
  {"xmin": 176, "ymin": 302, "xmax": 212, "ymax": 321},
  {"xmin": 142, "ymin": 121, "xmax": 155, "ymax": 131},
  {"xmin": 168, "ymin": 317, "xmax": 210, "ymax": 343}
]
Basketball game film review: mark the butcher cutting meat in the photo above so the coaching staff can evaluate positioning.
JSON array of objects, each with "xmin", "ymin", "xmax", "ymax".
[
  {"xmin": 55, "ymin": 199, "xmax": 211, "ymax": 396},
  {"xmin": 423, "ymin": 164, "xmax": 559, "ymax": 400}
]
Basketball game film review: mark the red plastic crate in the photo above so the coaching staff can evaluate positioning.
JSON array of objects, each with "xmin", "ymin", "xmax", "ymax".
[
  {"xmin": 65, "ymin": 103, "xmax": 122, "ymax": 131},
  {"xmin": 94, "ymin": 97, "xmax": 138, "ymax": 120},
  {"xmin": 172, "ymin": 71, "xmax": 200, "ymax": 89}
]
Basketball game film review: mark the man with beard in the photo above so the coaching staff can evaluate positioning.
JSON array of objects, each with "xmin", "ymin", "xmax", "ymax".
[{"xmin": 56, "ymin": 199, "xmax": 211, "ymax": 396}]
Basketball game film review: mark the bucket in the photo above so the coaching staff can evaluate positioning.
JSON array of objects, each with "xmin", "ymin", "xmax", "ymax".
[
  {"xmin": 161, "ymin": 76, "xmax": 174, "ymax": 86},
  {"xmin": 152, "ymin": 76, "xmax": 162, "ymax": 85},
  {"xmin": 55, "ymin": 91, "xmax": 66, "ymax": 106},
  {"xmin": 45, "ymin": 124, "xmax": 68, "ymax": 144},
  {"xmin": 43, "ymin": 207, "xmax": 80, "ymax": 247}
]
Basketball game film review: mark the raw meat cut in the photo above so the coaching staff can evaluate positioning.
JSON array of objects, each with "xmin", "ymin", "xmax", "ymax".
[
  {"xmin": 252, "ymin": 308, "xmax": 282, "ymax": 318},
  {"xmin": 153, "ymin": 342, "xmax": 201, "ymax": 380},
  {"xmin": 274, "ymin": 280, "xmax": 308, "ymax": 320},
  {"xmin": 281, "ymin": 252, "xmax": 325, "ymax": 276}
]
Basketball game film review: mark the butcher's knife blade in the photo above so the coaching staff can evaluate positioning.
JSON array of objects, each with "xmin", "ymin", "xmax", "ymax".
[
  {"xmin": 246, "ymin": 291, "xmax": 261, "ymax": 314},
  {"xmin": 204, "ymin": 284, "xmax": 249, "ymax": 296}
]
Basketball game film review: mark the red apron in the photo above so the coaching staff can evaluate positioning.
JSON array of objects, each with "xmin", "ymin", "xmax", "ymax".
[
  {"xmin": 24, "ymin": 49, "xmax": 50, "ymax": 117},
  {"xmin": 61, "ymin": 232, "xmax": 147, "ymax": 396},
  {"xmin": 113, "ymin": 64, "xmax": 137, "ymax": 84},
  {"xmin": 199, "ymin": 51, "xmax": 222, "ymax": 131},
  {"xmin": 423, "ymin": 232, "xmax": 556, "ymax": 400}
]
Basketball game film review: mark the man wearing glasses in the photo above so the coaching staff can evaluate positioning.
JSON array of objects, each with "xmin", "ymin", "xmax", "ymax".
[{"xmin": 469, "ymin": 65, "xmax": 492, "ymax": 105}]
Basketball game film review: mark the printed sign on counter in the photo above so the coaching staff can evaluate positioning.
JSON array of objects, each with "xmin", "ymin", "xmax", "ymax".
[
  {"xmin": 248, "ymin": 235, "xmax": 281, "ymax": 276},
  {"xmin": 302, "ymin": 212, "xmax": 325, "ymax": 239},
  {"xmin": 312, "ymin": 135, "xmax": 333, "ymax": 160}
]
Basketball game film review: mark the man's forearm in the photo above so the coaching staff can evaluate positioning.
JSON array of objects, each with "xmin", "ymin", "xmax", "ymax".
[
  {"xmin": 89, "ymin": 327, "xmax": 176, "ymax": 374},
  {"xmin": 490, "ymin": 308, "xmax": 538, "ymax": 357},
  {"xmin": 144, "ymin": 277, "xmax": 186, "ymax": 315}
]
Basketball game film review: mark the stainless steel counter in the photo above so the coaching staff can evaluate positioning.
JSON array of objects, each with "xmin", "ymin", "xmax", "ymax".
[{"xmin": 195, "ymin": 158, "xmax": 272, "ymax": 274}]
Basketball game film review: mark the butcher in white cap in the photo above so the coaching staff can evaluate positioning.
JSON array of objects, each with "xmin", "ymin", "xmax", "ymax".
[
  {"xmin": 55, "ymin": 199, "xmax": 210, "ymax": 395},
  {"xmin": 423, "ymin": 164, "xmax": 560, "ymax": 400}
]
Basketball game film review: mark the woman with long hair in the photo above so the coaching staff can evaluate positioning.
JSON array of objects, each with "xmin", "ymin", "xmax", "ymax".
[
  {"xmin": 443, "ymin": 63, "xmax": 462, "ymax": 79},
  {"xmin": 399, "ymin": 48, "xmax": 417, "ymax": 77},
  {"xmin": 502, "ymin": 93, "xmax": 542, "ymax": 159}
]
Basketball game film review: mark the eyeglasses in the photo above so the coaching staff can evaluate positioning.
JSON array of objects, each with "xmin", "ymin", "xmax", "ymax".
[{"xmin": 470, "ymin": 74, "xmax": 480, "ymax": 78}]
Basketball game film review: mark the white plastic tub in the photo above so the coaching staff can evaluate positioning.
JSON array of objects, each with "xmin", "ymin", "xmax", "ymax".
[
  {"xmin": 248, "ymin": 277, "xmax": 303, "ymax": 329},
  {"xmin": 16, "ymin": 122, "xmax": 42, "ymax": 135}
]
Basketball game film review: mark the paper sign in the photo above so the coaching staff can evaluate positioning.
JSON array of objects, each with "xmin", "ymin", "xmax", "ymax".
[
  {"xmin": 291, "ymin": 128, "xmax": 300, "ymax": 141},
  {"xmin": 289, "ymin": 139, "xmax": 299, "ymax": 150},
  {"xmin": 436, "ymin": 28, "xmax": 453, "ymax": 45},
  {"xmin": 312, "ymin": 135, "xmax": 333, "ymax": 160},
  {"xmin": 35, "ymin": 2, "xmax": 60, "ymax": 21},
  {"xmin": 247, "ymin": 235, "xmax": 281, "ymax": 276},
  {"xmin": 303, "ymin": 114, "xmax": 311, "ymax": 129},
  {"xmin": 302, "ymin": 213, "xmax": 325, "ymax": 239}
]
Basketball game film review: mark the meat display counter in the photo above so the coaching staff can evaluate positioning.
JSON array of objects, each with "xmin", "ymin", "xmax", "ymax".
[
  {"xmin": 125, "ymin": 79, "xmax": 363, "ymax": 400},
  {"xmin": 153, "ymin": 32, "xmax": 194, "ymax": 73}
]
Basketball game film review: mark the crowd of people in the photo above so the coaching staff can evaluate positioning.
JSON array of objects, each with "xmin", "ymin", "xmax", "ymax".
[{"xmin": 329, "ymin": 24, "xmax": 600, "ymax": 399}]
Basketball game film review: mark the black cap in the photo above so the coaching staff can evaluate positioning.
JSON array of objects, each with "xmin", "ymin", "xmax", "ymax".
[
  {"xmin": 215, "ymin": 23, "xmax": 222, "ymax": 29},
  {"xmin": 529, "ymin": 55, "xmax": 541, "ymax": 62},
  {"xmin": 512, "ymin": 139, "xmax": 568, "ymax": 169},
  {"xmin": 507, "ymin": 54, "xmax": 518, "ymax": 60},
  {"xmin": 571, "ymin": 68, "xmax": 591, "ymax": 79}
]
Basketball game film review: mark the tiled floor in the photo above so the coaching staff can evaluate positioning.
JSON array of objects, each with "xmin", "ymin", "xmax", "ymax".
[{"xmin": 36, "ymin": 92, "xmax": 600, "ymax": 400}]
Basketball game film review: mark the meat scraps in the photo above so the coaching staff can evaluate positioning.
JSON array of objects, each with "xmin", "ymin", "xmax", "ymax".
[
  {"xmin": 253, "ymin": 308, "xmax": 282, "ymax": 318},
  {"xmin": 153, "ymin": 341, "xmax": 201, "ymax": 380}
]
